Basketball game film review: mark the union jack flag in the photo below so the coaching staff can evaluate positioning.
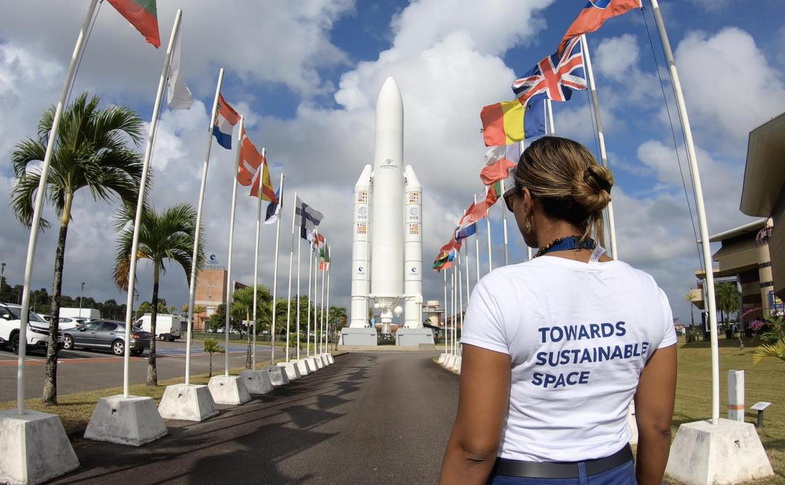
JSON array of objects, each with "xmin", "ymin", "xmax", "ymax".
[{"xmin": 511, "ymin": 36, "xmax": 587, "ymax": 104}]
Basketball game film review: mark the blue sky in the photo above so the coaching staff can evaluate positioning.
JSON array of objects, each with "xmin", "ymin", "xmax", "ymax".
[{"xmin": 1, "ymin": 0, "xmax": 784, "ymax": 325}]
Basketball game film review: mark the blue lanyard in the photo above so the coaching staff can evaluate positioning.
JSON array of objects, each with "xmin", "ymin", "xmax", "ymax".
[{"xmin": 536, "ymin": 236, "xmax": 597, "ymax": 257}]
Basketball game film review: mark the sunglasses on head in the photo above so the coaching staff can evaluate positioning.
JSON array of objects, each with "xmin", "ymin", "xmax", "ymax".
[{"xmin": 503, "ymin": 190, "xmax": 516, "ymax": 213}]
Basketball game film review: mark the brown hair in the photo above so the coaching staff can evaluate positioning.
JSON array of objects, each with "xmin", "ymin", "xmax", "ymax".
[{"xmin": 514, "ymin": 136, "xmax": 613, "ymax": 244}]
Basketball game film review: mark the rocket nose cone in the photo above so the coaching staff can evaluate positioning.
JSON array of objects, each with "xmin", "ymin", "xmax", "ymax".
[{"xmin": 377, "ymin": 77, "xmax": 402, "ymax": 107}]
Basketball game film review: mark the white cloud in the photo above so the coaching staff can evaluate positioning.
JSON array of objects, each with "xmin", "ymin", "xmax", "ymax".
[{"xmin": 686, "ymin": 0, "xmax": 731, "ymax": 13}]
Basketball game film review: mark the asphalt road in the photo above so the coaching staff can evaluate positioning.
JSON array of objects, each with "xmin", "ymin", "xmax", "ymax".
[
  {"xmin": 0, "ymin": 339, "xmax": 280, "ymax": 402},
  {"xmin": 50, "ymin": 351, "xmax": 458, "ymax": 485}
]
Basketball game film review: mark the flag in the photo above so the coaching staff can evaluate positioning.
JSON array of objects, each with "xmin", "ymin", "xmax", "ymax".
[
  {"xmin": 245, "ymin": 140, "xmax": 276, "ymax": 202},
  {"xmin": 512, "ymin": 37, "xmax": 586, "ymax": 104},
  {"xmin": 455, "ymin": 223, "xmax": 477, "ymax": 241},
  {"xmin": 480, "ymin": 96, "xmax": 545, "ymax": 147},
  {"xmin": 480, "ymin": 157, "xmax": 516, "ymax": 186},
  {"xmin": 237, "ymin": 128, "xmax": 262, "ymax": 185},
  {"xmin": 213, "ymin": 94, "xmax": 240, "ymax": 149},
  {"xmin": 296, "ymin": 197, "xmax": 324, "ymax": 241},
  {"xmin": 166, "ymin": 27, "xmax": 193, "ymax": 109},
  {"xmin": 319, "ymin": 246, "xmax": 331, "ymax": 271},
  {"xmin": 558, "ymin": 0, "xmax": 642, "ymax": 55},
  {"xmin": 108, "ymin": 0, "xmax": 160, "ymax": 48},
  {"xmin": 433, "ymin": 239, "xmax": 460, "ymax": 271},
  {"xmin": 263, "ymin": 186, "xmax": 282, "ymax": 225},
  {"xmin": 486, "ymin": 180, "xmax": 504, "ymax": 206}
]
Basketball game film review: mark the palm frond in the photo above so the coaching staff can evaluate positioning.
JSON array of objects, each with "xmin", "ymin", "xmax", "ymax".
[{"xmin": 752, "ymin": 339, "xmax": 785, "ymax": 365}]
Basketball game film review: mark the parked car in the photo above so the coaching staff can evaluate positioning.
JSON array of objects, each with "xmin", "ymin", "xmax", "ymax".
[
  {"xmin": 0, "ymin": 302, "xmax": 63, "ymax": 354},
  {"xmin": 61, "ymin": 320, "xmax": 151, "ymax": 356}
]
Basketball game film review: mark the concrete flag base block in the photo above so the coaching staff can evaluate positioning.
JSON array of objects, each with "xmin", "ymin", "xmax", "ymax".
[
  {"xmin": 437, "ymin": 353, "xmax": 447, "ymax": 364},
  {"xmin": 294, "ymin": 359, "xmax": 312, "ymax": 376},
  {"xmin": 666, "ymin": 418, "xmax": 773, "ymax": 484},
  {"xmin": 451, "ymin": 356, "xmax": 462, "ymax": 374},
  {"xmin": 396, "ymin": 328, "xmax": 435, "ymax": 346},
  {"xmin": 307, "ymin": 356, "xmax": 323, "ymax": 370},
  {"xmin": 627, "ymin": 402, "xmax": 638, "ymax": 445},
  {"xmin": 277, "ymin": 361, "xmax": 301, "ymax": 380},
  {"xmin": 264, "ymin": 365, "xmax": 290, "ymax": 386},
  {"xmin": 319, "ymin": 354, "xmax": 331, "ymax": 366},
  {"xmin": 340, "ymin": 327, "xmax": 378, "ymax": 346},
  {"xmin": 157, "ymin": 384, "xmax": 217, "ymax": 422},
  {"xmin": 443, "ymin": 354, "xmax": 457, "ymax": 370},
  {"xmin": 0, "ymin": 410, "xmax": 79, "ymax": 485},
  {"xmin": 84, "ymin": 395, "xmax": 167, "ymax": 446},
  {"xmin": 239, "ymin": 369, "xmax": 273, "ymax": 395},
  {"xmin": 325, "ymin": 353, "xmax": 334, "ymax": 364},
  {"xmin": 208, "ymin": 375, "xmax": 251, "ymax": 406}
]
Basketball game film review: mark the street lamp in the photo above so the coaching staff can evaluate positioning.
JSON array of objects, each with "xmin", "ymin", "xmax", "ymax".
[{"xmin": 79, "ymin": 282, "xmax": 85, "ymax": 318}]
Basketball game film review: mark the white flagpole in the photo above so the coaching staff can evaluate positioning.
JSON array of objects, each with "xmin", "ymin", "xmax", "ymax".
[
  {"xmin": 14, "ymin": 0, "xmax": 99, "ymax": 413},
  {"xmin": 317, "ymin": 242, "xmax": 329, "ymax": 354},
  {"xmin": 580, "ymin": 35, "xmax": 618, "ymax": 259},
  {"xmin": 443, "ymin": 269, "xmax": 448, "ymax": 352},
  {"xmin": 463, "ymin": 250, "xmax": 469, "ymax": 327},
  {"xmin": 546, "ymin": 99, "xmax": 556, "ymax": 134},
  {"xmin": 650, "ymin": 0, "xmax": 719, "ymax": 424},
  {"xmin": 453, "ymin": 262, "xmax": 458, "ymax": 355},
  {"xmin": 306, "ymin": 231, "xmax": 315, "ymax": 358},
  {"xmin": 224, "ymin": 116, "xmax": 244, "ymax": 376},
  {"xmin": 473, "ymin": 195, "xmax": 481, "ymax": 284},
  {"xmin": 250, "ymin": 147, "xmax": 266, "ymax": 370},
  {"xmin": 312, "ymin": 236, "xmax": 319, "ymax": 355},
  {"xmin": 185, "ymin": 68, "xmax": 223, "ymax": 386},
  {"xmin": 270, "ymin": 173, "xmax": 285, "ymax": 364},
  {"xmin": 285, "ymin": 191, "xmax": 298, "ymax": 362},
  {"xmin": 325, "ymin": 262, "xmax": 331, "ymax": 351},
  {"xmin": 122, "ymin": 11, "xmax": 182, "ymax": 397},
  {"xmin": 295, "ymin": 209, "xmax": 303, "ymax": 361},
  {"xmin": 449, "ymin": 266, "xmax": 454, "ymax": 355},
  {"xmin": 501, "ymin": 178, "xmax": 510, "ymax": 266},
  {"xmin": 486, "ymin": 188, "xmax": 493, "ymax": 273}
]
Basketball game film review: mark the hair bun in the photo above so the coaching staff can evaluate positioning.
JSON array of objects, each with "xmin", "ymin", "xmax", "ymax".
[{"xmin": 572, "ymin": 164, "xmax": 614, "ymax": 213}]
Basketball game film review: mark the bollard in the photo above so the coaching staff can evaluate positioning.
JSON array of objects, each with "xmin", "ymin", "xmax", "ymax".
[{"xmin": 727, "ymin": 369, "xmax": 745, "ymax": 422}]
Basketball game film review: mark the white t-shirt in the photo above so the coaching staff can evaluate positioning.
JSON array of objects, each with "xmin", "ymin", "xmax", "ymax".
[{"xmin": 461, "ymin": 255, "xmax": 676, "ymax": 462}]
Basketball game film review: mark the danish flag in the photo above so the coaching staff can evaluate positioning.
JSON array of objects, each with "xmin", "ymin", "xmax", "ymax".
[{"xmin": 511, "ymin": 36, "xmax": 587, "ymax": 104}]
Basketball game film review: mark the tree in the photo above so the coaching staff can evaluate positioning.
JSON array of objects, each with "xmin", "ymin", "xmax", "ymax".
[
  {"xmin": 11, "ymin": 93, "xmax": 144, "ymax": 405},
  {"xmin": 203, "ymin": 338, "xmax": 225, "ymax": 378},
  {"xmin": 113, "ymin": 203, "xmax": 203, "ymax": 386},
  {"xmin": 231, "ymin": 286, "xmax": 272, "ymax": 368},
  {"xmin": 715, "ymin": 282, "xmax": 741, "ymax": 328}
]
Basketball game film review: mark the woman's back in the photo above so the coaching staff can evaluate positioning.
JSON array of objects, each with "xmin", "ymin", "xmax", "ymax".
[{"xmin": 461, "ymin": 256, "xmax": 676, "ymax": 462}]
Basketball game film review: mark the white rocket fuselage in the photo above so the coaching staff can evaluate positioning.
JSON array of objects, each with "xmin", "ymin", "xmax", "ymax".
[
  {"xmin": 350, "ymin": 165, "xmax": 372, "ymax": 328},
  {"xmin": 370, "ymin": 78, "xmax": 405, "ymax": 329},
  {"xmin": 403, "ymin": 165, "xmax": 423, "ymax": 328}
]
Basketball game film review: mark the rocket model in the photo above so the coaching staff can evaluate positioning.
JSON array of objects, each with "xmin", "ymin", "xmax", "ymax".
[{"xmin": 350, "ymin": 77, "xmax": 423, "ymax": 335}]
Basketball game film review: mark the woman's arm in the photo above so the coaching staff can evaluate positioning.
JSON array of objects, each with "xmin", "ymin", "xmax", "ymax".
[
  {"xmin": 439, "ymin": 344, "xmax": 511, "ymax": 485},
  {"xmin": 634, "ymin": 344, "xmax": 677, "ymax": 485}
]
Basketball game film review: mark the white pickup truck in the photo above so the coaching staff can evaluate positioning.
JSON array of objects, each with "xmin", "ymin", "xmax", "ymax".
[{"xmin": 0, "ymin": 302, "xmax": 63, "ymax": 353}]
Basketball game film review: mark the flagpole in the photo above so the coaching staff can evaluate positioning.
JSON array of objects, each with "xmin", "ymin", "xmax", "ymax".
[
  {"xmin": 312, "ymin": 235, "xmax": 319, "ymax": 355},
  {"xmin": 13, "ymin": 0, "xmax": 99, "ymax": 413},
  {"xmin": 453, "ymin": 262, "xmax": 458, "ymax": 355},
  {"xmin": 270, "ymin": 173, "xmax": 285, "ymax": 364},
  {"xmin": 325, "ymin": 262, "xmax": 332, "ymax": 351},
  {"xmin": 501, "ymin": 179, "xmax": 510, "ymax": 266},
  {"xmin": 546, "ymin": 99, "xmax": 556, "ymax": 134},
  {"xmin": 121, "ymin": 10, "xmax": 182, "ymax": 398},
  {"xmin": 306, "ymin": 231, "xmax": 315, "ymax": 358},
  {"xmin": 295, "ymin": 212, "xmax": 303, "ymax": 361},
  {"xmin": 320, "ymin": 254, "xmax": 326, "ymax": 353},
  {"xmin": 473, "ymin": 195, "xmax": 481, "ymax": 284},
  {"xmin": 580, "ymin": 34, "xmax": 619, "ymax": 259},
  {"xmin": 285, "ymin": 191, "xmax": 297, "ymax": 362},
  {"xmin": 650, "ymin": 0, "xmax": 719, "ymax": 424},
  {"xmin": 224, "ymin": 116, "xmax": 244, "ymax": 376},
  {"xmin": 485, "ymin": 188, "xmax": 493, "ymax": 273},
  {"xmin": 443, "ymin": 269, "xmax": 448, "ymax": 352},
  {"xmin": 250, "ymin": 147, "xmax": 266, "ymax": 370},
  {"xmin": 185, "ymin": 68, "xmax": 223, "ymax": 386}
]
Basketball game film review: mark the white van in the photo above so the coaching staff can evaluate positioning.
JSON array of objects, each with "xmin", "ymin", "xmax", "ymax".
[{"xmin": 134, "ymin": 313, "xmax": 183, "ymax": 342}]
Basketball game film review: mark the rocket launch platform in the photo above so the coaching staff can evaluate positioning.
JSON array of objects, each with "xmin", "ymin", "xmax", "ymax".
[{"xmin": 341, "ymin": 77, "xmax": 434, "ymax": 347}]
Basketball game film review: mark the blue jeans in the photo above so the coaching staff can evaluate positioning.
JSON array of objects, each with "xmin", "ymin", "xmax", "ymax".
[{"xmin": 489, "ymin": 460, "xmax": 636, "ymax": 485}]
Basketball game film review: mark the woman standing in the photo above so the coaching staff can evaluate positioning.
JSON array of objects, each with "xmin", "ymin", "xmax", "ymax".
[{"xmin": 439, "ymin": 137, "xmax": 676, "ymax": 485}]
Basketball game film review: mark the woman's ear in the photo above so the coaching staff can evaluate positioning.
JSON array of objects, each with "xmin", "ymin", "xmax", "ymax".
[{"xmin": 521, "ymin": 187, "xmax": 534, "ymax": 216}]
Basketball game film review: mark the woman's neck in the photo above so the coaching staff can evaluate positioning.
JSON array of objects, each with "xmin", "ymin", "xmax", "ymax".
[{"xmin": 533, "ymin": 217, "xmax": 584, "ymax": 248}]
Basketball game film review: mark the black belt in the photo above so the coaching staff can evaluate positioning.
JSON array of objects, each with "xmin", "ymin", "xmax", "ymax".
[{"xmin": 492, "ymin": 444, "xmax": 633, "ymax": 479}]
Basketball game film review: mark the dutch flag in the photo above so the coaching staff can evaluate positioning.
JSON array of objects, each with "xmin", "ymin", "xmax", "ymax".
[{"xmin": 213, "ymin": 93, "xmax": 240, "ymax": 149}]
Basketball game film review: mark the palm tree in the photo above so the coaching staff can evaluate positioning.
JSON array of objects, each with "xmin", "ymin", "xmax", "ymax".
[
  {"xmin": 113, "ymin": 203, "xmax": 203, "ymax": 386},
  {"xmin": 753, "ymin": 340, "xmax": 785, "ymax": 365},
  {"xmin": 203, "ymin": 338, "xmax": 225, "ymax": 377},
  {"xmin": 715, "ymin": 282, "xmax": 741, "ymax": 329},
  {"xmin": 11, "ymin": 93, "xmax": 144, "ymax": 405},
  {"xmin": 231, "ymin": 286, "xmax": 272, "ymax": 368}
]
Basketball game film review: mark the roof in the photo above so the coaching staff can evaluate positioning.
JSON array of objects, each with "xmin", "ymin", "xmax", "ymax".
[
  {"xmin": 740, "ymin": 111, "xmax": 785, "ymax": 217},
  {"xmin": 708, "ymin": 219, "xmax": 767, "ymax": 243}
]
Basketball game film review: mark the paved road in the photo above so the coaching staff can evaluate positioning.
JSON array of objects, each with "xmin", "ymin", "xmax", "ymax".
[
  {"xmin": 50, "ymin": 351, "xmax": 458, "ymax": 485},
  {"xmin": 0, "ymin": 340, "xmax": 282, "ymax": 402}
]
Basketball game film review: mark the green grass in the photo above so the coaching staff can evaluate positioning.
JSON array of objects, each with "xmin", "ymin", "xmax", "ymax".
[{"xmin": 673, "ymin": 337, "xmax": 785, "ymax": 484}]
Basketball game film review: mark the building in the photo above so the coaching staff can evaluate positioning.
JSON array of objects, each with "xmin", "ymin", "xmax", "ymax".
[
  {"xmin": 740, "ymin": 110, "xmax": 785, "ymax": 301},
  {"xmin": 193, "ymin": 267, "xmax": 227, "ymax": 332}
]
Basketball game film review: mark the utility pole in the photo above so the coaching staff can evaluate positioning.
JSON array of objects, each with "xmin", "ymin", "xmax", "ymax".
[{"xmin": 79, "ymin": 282, "xmax": 85, "ymax": 318}]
